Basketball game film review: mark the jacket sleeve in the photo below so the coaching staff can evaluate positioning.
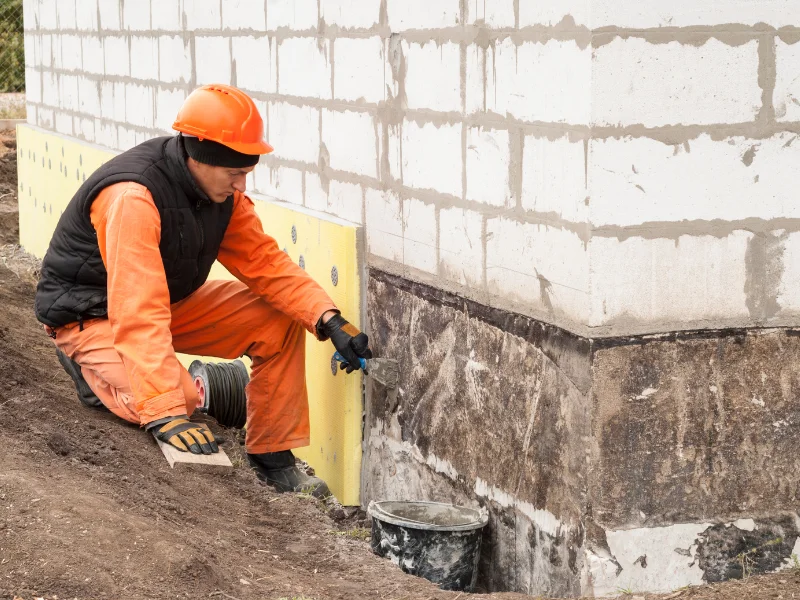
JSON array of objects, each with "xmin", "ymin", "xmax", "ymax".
[
  {"xmin": 217, "ymin": 192, "xmax": 338, "ymax": 335},
  {"xmin": 91, "ymin": 182, "xmax": 187, "ymax": 425}
]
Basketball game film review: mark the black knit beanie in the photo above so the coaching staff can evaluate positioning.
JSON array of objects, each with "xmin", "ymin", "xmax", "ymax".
[{"xmin": 182, "ymin": 135, "xmax": 260, "ymax": 168}]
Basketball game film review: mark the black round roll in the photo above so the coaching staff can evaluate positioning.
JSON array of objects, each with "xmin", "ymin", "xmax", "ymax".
[{"xmin": 189, "ymin": 359, "xmax": 249, "ymax": 429}]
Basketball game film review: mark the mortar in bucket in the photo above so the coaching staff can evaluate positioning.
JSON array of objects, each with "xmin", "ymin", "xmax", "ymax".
[{"xmin": 368, "ymin": 500, "xmax": 489, "ymax": 592}]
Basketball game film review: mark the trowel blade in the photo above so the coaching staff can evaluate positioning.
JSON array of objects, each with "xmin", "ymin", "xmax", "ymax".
[{"xmin": 364, "ymin": 358, "xmax": 398, "ymax": 389}]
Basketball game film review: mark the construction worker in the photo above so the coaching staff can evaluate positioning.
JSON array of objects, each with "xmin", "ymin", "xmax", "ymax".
[{"xmin": 34, "ymin": 84, "xmax": 371, "ymax": 499}]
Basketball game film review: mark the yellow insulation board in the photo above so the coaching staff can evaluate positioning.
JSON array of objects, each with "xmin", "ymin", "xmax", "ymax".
[{"xmin": 16, "ymin": 124, "xmax": 364, "ymax": 505}]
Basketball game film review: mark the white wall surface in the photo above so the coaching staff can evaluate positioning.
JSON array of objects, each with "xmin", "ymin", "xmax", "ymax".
[{"xmin": 19, "ymin": 0, "xmax": 800, "ymax": 336}]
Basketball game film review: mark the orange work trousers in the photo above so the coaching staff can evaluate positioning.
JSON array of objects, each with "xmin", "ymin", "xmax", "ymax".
[{"xmin": 49, "ymin": 280, "xmax": 310, "ymax": 455}]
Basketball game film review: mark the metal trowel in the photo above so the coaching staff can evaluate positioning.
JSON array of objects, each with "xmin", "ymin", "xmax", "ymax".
[{"xmin": 333, "ymin": 352, "xmax": 398, "ymax": 389}]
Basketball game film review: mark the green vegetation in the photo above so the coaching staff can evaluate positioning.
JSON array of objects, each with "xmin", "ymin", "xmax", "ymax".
[
  {"xmin": 0, "ymin": 0, "xmax": 24, "ymax": 93},
  {"xmin": 735, "ymin": 537, "xmax": 783, "ymax": 579}
]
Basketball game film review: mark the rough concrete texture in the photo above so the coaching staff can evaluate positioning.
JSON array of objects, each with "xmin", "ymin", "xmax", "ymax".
[
  {"xmin": 363, "ymin": 270, "xmax": 590, "ymax": 596},
  {"xmin": 363, "ymin": 271, "xmax": 800, "ymax": 596},
  {"xmin": 591, "ymin": 330, "xmax": 800, "ymax": 529},
  {"xmin": 21, "ymin": 0, "xmax": 800, "ymax": 338},
  {"xmin": 586, "ymin": 328, "xmax": 800, "ymax": 595}
]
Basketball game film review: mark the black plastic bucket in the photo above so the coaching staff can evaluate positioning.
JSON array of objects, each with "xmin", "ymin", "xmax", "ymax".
[{"xmin": 368, "ymin": 500, "xmax": 489, "ymax": 592}]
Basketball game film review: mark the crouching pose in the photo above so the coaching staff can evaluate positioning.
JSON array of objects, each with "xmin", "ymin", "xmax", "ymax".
[{"xmin": 34, "ymin": 84, "xmax": 371, "ymax": 498}]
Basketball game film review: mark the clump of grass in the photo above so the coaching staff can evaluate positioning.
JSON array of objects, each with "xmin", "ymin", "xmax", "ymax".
[
  {"xmin": 616, "ymin": 587, "xmax": 634, "ymax": 596},
  {"xmin": 329, "ymin": 527, "xmax": 370, "ymax": 541},
  {"xmin": 734, "ymin": 537, "xmax": 783, "ymax": 579},
  {"xmin": 789, "ymin": 552, "xmax": 800, "ymax": 575},
  {"xmin": 0, "ymin": 104, "xmax": 25, "ymax": 120}
]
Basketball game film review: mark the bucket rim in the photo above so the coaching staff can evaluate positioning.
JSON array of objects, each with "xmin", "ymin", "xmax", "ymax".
[{"xmin": 368, "ymin": 500, "xmax": 489, "ymax": 532}]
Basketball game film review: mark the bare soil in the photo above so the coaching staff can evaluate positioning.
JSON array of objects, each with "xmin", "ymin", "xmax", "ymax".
[{"xmin": 1, "ymin": 128, "xmax": 799, "ymax": 600}]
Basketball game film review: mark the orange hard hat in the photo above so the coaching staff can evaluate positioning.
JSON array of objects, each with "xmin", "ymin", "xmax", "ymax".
[{"xmin": 173, "ymin": 84, "xmax": 273, "ymax": 155}]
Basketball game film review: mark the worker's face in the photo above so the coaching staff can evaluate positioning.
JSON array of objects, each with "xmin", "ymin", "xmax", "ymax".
[{"xmin": 187, "ymin": 158, "xmax": 256, "ymax": 203}]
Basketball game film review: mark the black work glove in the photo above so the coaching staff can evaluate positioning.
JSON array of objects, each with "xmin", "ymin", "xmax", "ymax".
[
  {"xmin": 319, "ymin": 314, "xmax": 372, "ymax": 373},
  {"xmin": 149, "ymin": 417, "xmax": 219, "ymax": 455}
]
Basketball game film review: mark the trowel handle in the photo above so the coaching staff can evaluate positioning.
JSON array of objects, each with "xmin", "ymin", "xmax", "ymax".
[{"xmin": 333, "ymin": 351, "xmax": 367, "ymax": 371}]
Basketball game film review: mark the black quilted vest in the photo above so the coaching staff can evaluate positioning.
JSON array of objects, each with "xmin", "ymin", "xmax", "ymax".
[{"xmin": 35, "ymin": 135, "xmax": 233, "ymax": 328}]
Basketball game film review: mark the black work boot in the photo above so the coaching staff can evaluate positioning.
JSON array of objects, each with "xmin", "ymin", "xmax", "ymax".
[
  {"xmin": 247, "ymin": 450, "xmax": 331, "ymax": 499},
  {"xmin": 55, "ymin": 349, "xmax": 106, "ymax": 410}
]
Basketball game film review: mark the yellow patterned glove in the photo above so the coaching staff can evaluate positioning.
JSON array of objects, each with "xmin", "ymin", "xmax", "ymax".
[{"xmin": 152, "ymin": 418, "xmax": 218, "ymax": 455}]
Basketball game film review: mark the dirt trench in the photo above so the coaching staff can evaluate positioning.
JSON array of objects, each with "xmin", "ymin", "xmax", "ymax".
[{"xmin": 1, "ymin": 127, "xmax": 799, "ymax": 600}]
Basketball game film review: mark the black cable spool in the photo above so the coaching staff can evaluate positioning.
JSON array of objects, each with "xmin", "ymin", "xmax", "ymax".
[{"xmin": 189, "ymin": 359, "xmax": 249, "ymax": 428}]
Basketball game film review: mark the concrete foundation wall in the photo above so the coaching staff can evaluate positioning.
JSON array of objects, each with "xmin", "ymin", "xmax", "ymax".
[
  {"xmin": 364, "ymin": 270, "xmax": 591, "ymax": 597},
  {"xmin": 364, "ymin": 271, "xmax": 800, "ymax": 595}
]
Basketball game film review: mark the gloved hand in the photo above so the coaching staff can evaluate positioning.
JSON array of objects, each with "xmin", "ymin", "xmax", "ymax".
[
  {"xmin": 319, "ymin": 313, "xmax": 372, "ymax": 373},
  {"xmin": 149, "ymin": 417, "xmax": 219, "ymax": 455}
]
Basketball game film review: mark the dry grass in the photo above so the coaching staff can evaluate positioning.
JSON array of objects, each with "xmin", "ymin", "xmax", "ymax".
[
  {"xmin": 329, "ymin": 527, "xmax": 371, "ymax": 541},
  {"xmin": 0, "ymin": 243, "xmax": 39, "ymax": 283},
  {"xmin": 0, "ymin": 93, "xmax": 25, "ymax": 120},
  {"xmin": 0, "ymin": 103, "xmax": 25, "ymax": 119}
]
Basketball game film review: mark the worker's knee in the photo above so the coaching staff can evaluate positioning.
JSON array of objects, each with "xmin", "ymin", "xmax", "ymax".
[{"xmin": 248, "ymin": 311, "xmax": 306, "ymax": 362}]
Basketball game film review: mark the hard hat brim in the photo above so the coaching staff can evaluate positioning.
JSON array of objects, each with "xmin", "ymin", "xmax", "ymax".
[{"xmin": 224, "ymin": 139, "xmax": 274, "ymax": 156}]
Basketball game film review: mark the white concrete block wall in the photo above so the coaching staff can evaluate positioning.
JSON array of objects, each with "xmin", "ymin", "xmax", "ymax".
[
  {"xmin": 155, "ymin": 88, "xmax": 187, "ymax": 133},
  {"xmin": 328, "ymin": 180, "xmax": 364, "ymax": 224},
  {"xmin": 592, "ymin": 0, "xmax": 800, "ymax": 28},
  {"xmin": 103, "ymin": 36, "xmax": 129, "ymax": 77},
  {"xmin": 486, "ymin": 219, "xmax": 591, "ymax": 323},
  {"xmin": 518, "ymin": 0, "xmax": 590, "ymax": 27},
  {"xmin": 386, "ymin": 0, "xmax": 460, "ymax": 31},
  {"xmin": 75, "ymin": 0, "xmax": 98, "ymax": 31},
  {"xmin": 592, "ymin": 38, "xmax": 761, "ymax": 127},
  {"xmin": 403, "ymin": 197, "xmax": 438, "ymax": 274},
  {"xmin": 589, "ymin": 233, "xmax": 753, "ymax": 329},
  {"xmin": 590, "ymin": 133, "xmax": 800, "ymax": 226},
  {"xmin": 321, "ymin": 0, "xmax": 382, "ymax": 29},
  {"xmin": 466, "ymin": 127, "xmax": 510, "ymax": 208},
  {"xmin": 775, "ymin": 39, "xmax": 800, "ymax": 122},
  {"xmin": 253, "ymin": 163, "xmax": 304, "ymax": 205},
  {"xmin": 777, "ymin": 231, "xmax": 800, "ymax": 312},
  {"xmin": 277, "ymin": 37, "xmax": 332, "ymax": 99},
  {"xmin": 474, "ymin": 39, "xmax": 591, "ymax": 124},
  {"xmin": 365, "ymin": 188, "xmax": 403, "ymax": 263},
  {"xmin": 439, "ymin": 207, "xmax": 483, "ymax": 287},
  {"xmin": 159, "ymin": 36, "xmax": 192, "ymax": 84},
  {"xmin": 522, "ymin": 135, "xmax": 588, "ymax": 223},
  {"xmin": 81, "ymin": 36, "xmax": 104, "ymax": 75},
  {"xmin": 20, "ymin": 0, "xmax": 800, "ymax": 336},
  {"xmin": 333, "ymin": 36, "xmax": 385, "ymax": 103},
  {"xmin": 182, "ymin": 0, "xmax": 221, "ymax": 30},
  {"xmin": 267, "ymin": 102, "xmax": 320, "ymax": 164},
  {"xmin": 122, "ymin": 0, "xmax": 150, "ymax": 31},
  {"xmin": 404, "ymin": 41, "xmax": 461, "ymax": 113},
  {"xmin": 394, "ymin": 120, "xmax": 462, "ymax": 197},
  {"xmin": 195, "ymin": 36, "xmax": 231, "ymax": 85},
  {"xmin": 130, "ymin": 36, "xmax": 159, "ymax": 81},
  {"xmin": 321, "ymin": 109, "xmax": 378, "ymax": 177},
  {"xmin": 465, "ymin": 0, "xmax": 515, "ymax": 28},
  {"xmin": 268, "ymin": 0, "xmax": 318, "ymax": 31},
  {"xmin": 222, "ymin": 0, "xmax": 267, "ymax": 31},
  {"xmin": 97, "ymin": 0, "xmax": 120, "ymax": 30},
  {"xmin": 232, "ymin": 36, "xmax": 276, "ymax": 94},
  {"xmin": 151, "ymin": 0, "xmax": 181, "ymax": 30}
]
